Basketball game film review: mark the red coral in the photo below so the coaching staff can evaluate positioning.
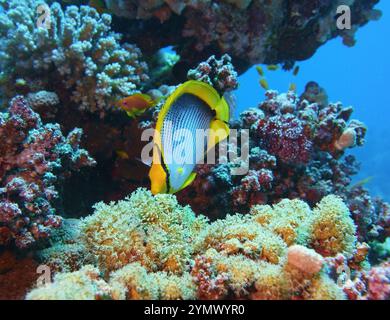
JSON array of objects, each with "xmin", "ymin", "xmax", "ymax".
[
  {"xmin": 191, "ymin": 256, "xmax": 229, "ymax": 300},
  {"xmin": 366, "ymin": 262, "xmax": 390, "ymax": 300},
  {"xmin": 0, "ymin": 97, "xmax": 95, "ymax": 249},
  {"xmin": 258, "ymin": 114, "xmax": 313, "ymax": 165}
]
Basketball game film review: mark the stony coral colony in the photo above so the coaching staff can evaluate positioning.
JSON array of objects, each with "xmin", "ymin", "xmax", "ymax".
[{"xmin": 0, "ymin": 0, "xmax": 389, "ymax": 300}]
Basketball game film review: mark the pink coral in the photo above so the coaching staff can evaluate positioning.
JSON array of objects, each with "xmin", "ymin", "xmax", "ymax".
[
  {"xmin": 287, "ymin": 245, "xmax": 324, "ymax": 275},
  {"xmin": 366, "ymin": 262, "xmax": 390, "ymax": 300},
  {"xmin": 0, "ymin": 97, "xmax": 95, "ymax": 249},
  {"xmin": 258, "ymin": 114, "xmax": 313, "ymax": 165}
]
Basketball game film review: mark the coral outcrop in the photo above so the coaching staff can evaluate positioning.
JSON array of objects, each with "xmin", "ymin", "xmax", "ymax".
[
  {"xmin": 27, "ymin": 189, "xmax": 364, "ymax": 300},
  {"xmin": 104, "ymin": 0, "xmax": 381, "ymax": 73},
  {"xmin": 0, "ymin": 0, "xmax": 149, "ymax": 117},
  {"xmin": 187, "ymin": 54, "xmax": 238, "ymax": 95},
  {"xmin": 0, "ymin": 96, "xmax": 95, "ymax": 249}
]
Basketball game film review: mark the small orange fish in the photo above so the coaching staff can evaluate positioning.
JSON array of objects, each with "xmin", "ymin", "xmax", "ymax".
[
  {"xmin": 116, "ymin": 93, "xmax": 158, "ymax": 118},
  {"xmin": 116, "ymin": 150, "xmax": 130, "ymax": 160},
  {"xmin": 259, "ymin": 79, "xmax": 269, "ymax": 90},
  {"xmin": 267, "ymin": 65, "xmax": 279, "ymax": 71},
  {"xmin": 289, "ymin": 83, "xmax": 297, "ymax": 92},
  {"xmin": 256, "ymin": 66, "xmax": 264, "ymax": 77}
]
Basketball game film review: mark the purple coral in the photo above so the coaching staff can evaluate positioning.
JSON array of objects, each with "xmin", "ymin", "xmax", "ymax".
[{"xmin": 0, "ymin": 97, "xmax": 95, "ymax": 249}]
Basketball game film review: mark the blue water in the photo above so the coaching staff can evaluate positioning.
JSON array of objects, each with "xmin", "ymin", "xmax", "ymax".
[{"xmin": 236, "ymin": 1, "xmax": 390, "ymax": 201}]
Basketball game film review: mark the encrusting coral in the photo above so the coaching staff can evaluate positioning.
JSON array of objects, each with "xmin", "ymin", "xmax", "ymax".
[
  {"xmin": 27, "ymin": 189, "xmax": 363, "ymax": 300},
  {"xmin": 0, "ymin": 0, "xmax": 149, "ymax": 117},
  {"xmin": 0, "ymin": 96, "xmax": 95, "ymax": 249}
]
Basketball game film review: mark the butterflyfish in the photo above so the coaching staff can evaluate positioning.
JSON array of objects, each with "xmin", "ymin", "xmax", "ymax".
[{"xmin": 149, "ymin": 80, "xmax": 230, "ymax": 195}]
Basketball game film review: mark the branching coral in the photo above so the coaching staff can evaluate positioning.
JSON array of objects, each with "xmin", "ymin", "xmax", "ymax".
[
  {"xmin": 0, "ymin": 0, "xmax": 149, "ymax": 117},
  {"xmin": 104, "ymin": 0, "xmax": 381, "ymax": 73},
  {"xmin": 0, "ymin": 96, "xmax": 95, "ymax": 249},
  {"xmin": 27, "ymin": 189, "xmax": 364, "ymax": 300}
]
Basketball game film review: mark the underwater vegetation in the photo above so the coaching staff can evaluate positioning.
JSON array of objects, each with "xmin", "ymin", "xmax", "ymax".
[{"xmin": 0, "ymin": 0, "xmax": 388, "ymax": 300}]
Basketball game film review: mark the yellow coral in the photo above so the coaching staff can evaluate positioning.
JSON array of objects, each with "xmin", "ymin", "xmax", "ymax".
[
  {"xmin": 27, "ymin": 190, "xmax": 358, "ymax": 300},
  {"xmin": 303, "ymin": 274, "xmax": 346, "ymax": 300},
  {"xmin": 251, "ymin": 198, "xmax": 312, "ymax": 246},
  {"xmin": 309, "ymin": 195, "xmax": 357, "ymax": 258},
  {"xmin": 26, "ymin": 265, "xmax": 110, "ymax": 300},
  {"xmin": 81, "ymin": 188, "xmax": 207, "ymax": 274},
  {"xmin": 109, "ymin": 262, "xmax": 196, "ymax": 300},
  {"xmin": 251, "ymin": 262, "xmax": 289, "ymax": 300},
  {"xmin": 195, "ymin": 214, "xmax": 287, "ymax": 264}
]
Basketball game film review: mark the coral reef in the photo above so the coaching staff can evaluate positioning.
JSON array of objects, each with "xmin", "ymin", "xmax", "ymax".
[
  {"xmin": 35, "ymin": 218, "xmax": 94, "ymax": 273},
  {"xmin": 0, "ymin": 0, "xmax": 149, "ymax": 117},
  {"xmin": 27, "ymin": 189, "xmax": 366, "ymax": 300},
  {"xmin": 105, "ymin": 0, "xmax": 381, "ymax": 73},
  {"xmin": 0, "ymin": 96, "xmax": 95, "ymax": 249},
  {"xmin": 0, "ymin": 0, "xmax": 387, "ymax": 303},
  {"xmin": 177, "ymin": 84, "xmax": 390, "ymax": 249}
]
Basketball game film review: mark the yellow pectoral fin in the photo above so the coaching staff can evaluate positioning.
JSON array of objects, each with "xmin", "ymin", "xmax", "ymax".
[
  {"xmin": 149, "ymin": 163, "xmax": 168, "ymax": 195},
  {"xmin": 176, "ymin": 172, "xmax": 197, "ymax": 193},
  {"xmin": 208, "ymin": 119, "xmax": 230, "ymax": 152}
]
